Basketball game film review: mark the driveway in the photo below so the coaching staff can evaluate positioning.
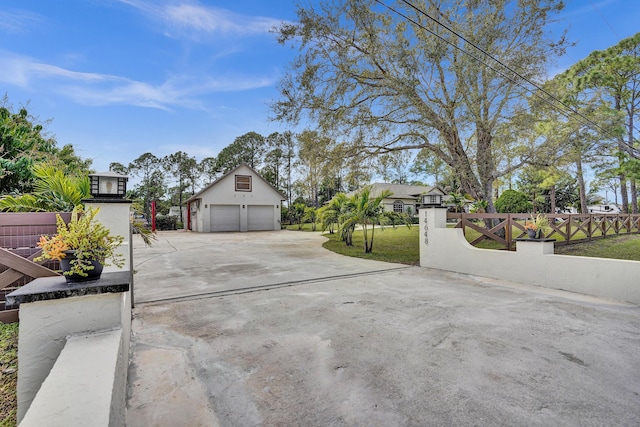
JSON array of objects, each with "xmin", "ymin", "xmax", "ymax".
[{"xmin": 126, "ymin": 231, "xmax": 640, "ymax": 426}]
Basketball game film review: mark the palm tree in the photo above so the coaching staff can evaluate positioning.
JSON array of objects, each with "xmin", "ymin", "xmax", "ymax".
[
  {"xmin": 318, "ymin": 193, "xmax": 347, "ymax": 234},
  {"xmin": 302, "ymin": 206, "xmax": 318, "ymax": 231},
  {"xmin": 0, "ymin": 163, "xmax": 89, "ymax": 212},
  {"xmin": 0, "ymin": 163, "xmax": 156, "ymax": 245},
  {"xmin": 341, "ymin": 187, "xmax": 393, "ymax": 253}
]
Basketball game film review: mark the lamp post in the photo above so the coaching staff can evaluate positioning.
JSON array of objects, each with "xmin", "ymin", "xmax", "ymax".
[
  {"xmin": 84, "ymin": 172, "xmax": 132, "ymax": 278},
  {"xmin": 88, "ymin": 172, "xmax": 128, "ymax": 199}
]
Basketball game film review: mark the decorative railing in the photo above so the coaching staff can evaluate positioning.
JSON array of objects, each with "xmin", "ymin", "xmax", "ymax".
[{"xmin": 447, "ymin": 213, "xmax": 640, "ymax": 251}]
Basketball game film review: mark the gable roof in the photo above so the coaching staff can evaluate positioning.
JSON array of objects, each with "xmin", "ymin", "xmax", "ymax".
[
  {"xmin": 186, "ymin": 163, "xmax": 286, "ymax": 203},
  {"xmin": 350, "ymin": 183, "xmax": 442, "ymax": 199}
]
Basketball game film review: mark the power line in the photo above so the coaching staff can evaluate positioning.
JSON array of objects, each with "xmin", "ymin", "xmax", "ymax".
[
  {"xmin": 371, "ymin": 0, "xmax": 636, "ymax": 153},
  {"xmin": 588, "ymin": 0, "xmax": 620, "ymax": 39}
]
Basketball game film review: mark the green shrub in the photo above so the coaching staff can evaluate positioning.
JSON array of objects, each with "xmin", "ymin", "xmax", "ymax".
[
  {"xmin": 155, "ymin": 215, "xmax": 177, "ymax": 230},
  {"xmin": 495, "ymin": 189, "xmax": 532, "ymax": 213}
]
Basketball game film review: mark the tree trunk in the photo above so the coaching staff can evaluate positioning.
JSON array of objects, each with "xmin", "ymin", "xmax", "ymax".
[
  {"xmin": 619, "ymin": 174, "xmax": 629, "ymax": 213},
  {"xmin": 576, "ymin": 157, "xmax": 588, "ymax": 214},
  {"xmin": 368, "ymin": 222, "xmax": 375, "ymax": 253},
  {"xmin": 630, "ymin": 179, "xmax": 638, "ymax": 214},
  {"xmin": 550, "ymin": 185, "xmax": 556, "ymax": 214},
  {"xmin": 476, "ymin": 126, "xmax": 497, "ymax": 214},
  {"xmin": 615, "ymin": 96, "xmax": 629, "ymax": 213}
]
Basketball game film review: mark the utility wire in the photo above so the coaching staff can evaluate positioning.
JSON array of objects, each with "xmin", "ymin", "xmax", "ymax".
[
  {"xmin": 393, "ymin": 0, "xmax": 617, "ymax": 136},
  {"xmin": 371, "ymin": 0, "xmax": 636, "ymax": 152},
  {"xmin": 400, "ymin": 0, "xmax": 640, "ymax": 146},
  {"xmin": 588, "ymin": 0, "xmax": 619, "ymax": 39}
]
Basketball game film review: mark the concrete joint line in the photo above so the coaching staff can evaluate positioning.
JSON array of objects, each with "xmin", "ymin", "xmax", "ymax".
[{"xmin": 136, "ymin": 266, "xmax": 412, "ymax": 306}]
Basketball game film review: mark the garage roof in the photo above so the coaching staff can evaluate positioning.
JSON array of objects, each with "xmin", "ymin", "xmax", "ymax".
[{"xmin": 185, "ymin": 163, "xmax": 286, "ymax": 204}]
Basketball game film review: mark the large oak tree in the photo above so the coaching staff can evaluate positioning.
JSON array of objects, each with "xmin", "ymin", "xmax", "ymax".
[{"xmin": 273, "ymin": 0, "xmax": 567, "ymax": 211}]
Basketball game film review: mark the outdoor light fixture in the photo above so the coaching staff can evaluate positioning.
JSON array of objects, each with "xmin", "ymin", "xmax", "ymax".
[
  {"xmin": 88, "ymin": 172, "xmax": 128, "ymax": 199},
  {"xmin": 422, "ymin": 193, "xmax": 443, "ymax": 207}
]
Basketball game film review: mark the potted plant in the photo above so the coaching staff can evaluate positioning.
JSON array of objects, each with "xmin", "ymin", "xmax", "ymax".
[
  {"xmin": 524, "ymin": 214, "xmax": 550, "ymax": 239},
  {"xmin": 36, "ymin": 206, "xmax": 125, "ymax": 282}
]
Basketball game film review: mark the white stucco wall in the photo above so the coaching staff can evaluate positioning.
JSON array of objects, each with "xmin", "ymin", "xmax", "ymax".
[
  {"xmin": 85, "ymin": 201, "xmax": 132, "ymax": 273},
  {"xmin": 419, "ymin": 208, "xmax": 640, "ymax": 304},
  {"xmin": 190, "ymin": 165, "xmax": 283, "ymax": 232},
  {"xmin": 19, "ymin": 329, "xmax": 124, "ymax": 427},
  {"xmin": 16, "ymin": 291, "xmax": 130, "ymax": 421}
]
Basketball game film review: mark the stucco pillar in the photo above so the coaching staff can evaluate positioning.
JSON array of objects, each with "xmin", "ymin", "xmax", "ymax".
[
  {"xmin": 419, "ymin": 207, "xmax": 448, "ymax": 268},
  {"xmin": 84, "ymin": 199, "xmax": 132, "ymax": 274},
  {"xmin": 7, "ymin": 273, "xmax": 131, "ymax": 423},
  {"xmin": 515, "ymin": 238, "xmax": 556, "ymax": 256}
]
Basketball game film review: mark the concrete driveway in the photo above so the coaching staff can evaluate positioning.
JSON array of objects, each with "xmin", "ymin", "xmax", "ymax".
[{"xmin": 126, "ymin": 231, "xmax": 640, "ymax": 426}]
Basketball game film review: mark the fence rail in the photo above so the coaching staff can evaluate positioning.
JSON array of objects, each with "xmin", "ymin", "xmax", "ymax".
[
  {"xmin": 0, "ymin": 212, "xmax": 71, "ymax": 322},
  {"xmin": 447, "ymin": 212, "xmax": 640, "ymax": 251}
]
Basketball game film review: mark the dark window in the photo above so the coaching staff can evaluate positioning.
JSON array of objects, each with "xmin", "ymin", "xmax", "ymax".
[
  {"xmin": 235, "ymin": 175, "xmax": 252, "ymax": 192},
  {"xmin": 393, "ymin": 200, "xmax": 404, "ymax": 213}
]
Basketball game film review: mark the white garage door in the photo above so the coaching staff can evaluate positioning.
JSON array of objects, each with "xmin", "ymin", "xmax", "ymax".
[
  {"xmin": 210, "ymin": 205, "xmax": 240, "ymax": 232},
  {"xmin": 248, "ymin": 205, "xmax": 274, "ymax": 231}
]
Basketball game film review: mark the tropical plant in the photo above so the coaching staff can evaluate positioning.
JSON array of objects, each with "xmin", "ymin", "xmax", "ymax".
[
  {"xmin": 35, "ymin": 206, "xmax": 124, "ymax": 277},
  {"xmin": 448, "ymin": 192, "xmax": 466, "ymax": 213},
  {"xmin": 339, "ymin": 187, "xmax": 393, "ymax": 253},
  {"xmin": 524, "ymin": 213, "xmax": 550, "ymax": 237},
  {"xmin": 0, "ymin": 163, "xmax": 90, "ymax": 212},
  {"xmin": 290, "ymin": 202, "xmax": 307, "ymax": 229},
  {"xmin": 382, "ymin": 211, "xmax": 413, "ymax": 228},
  {"xmin": 470, "ymin": 200, "xmax": 489, "ymax": 214},
  {"xmin": 302, "ymin": 206, "xmax": 318, "ymax": 231}
]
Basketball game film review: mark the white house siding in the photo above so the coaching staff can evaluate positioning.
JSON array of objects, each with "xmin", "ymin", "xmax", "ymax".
[
  {"xmin": 382, "ymin": 198, "xmax": 417, "ymax": 214},
  {"xmin": 189, "ymin": 165, "xmax": 283, "ymax": 232}
]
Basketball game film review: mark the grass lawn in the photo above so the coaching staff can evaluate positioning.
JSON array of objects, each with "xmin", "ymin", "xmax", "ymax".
[
  {"xmin": 0, "ymin": 323, "xmax": 18, "ymax": 427},
  {"xmin": 554, "ymin": 234, "xmax": 640, "ymax": 261},
  {"xmin": 317, "ymin": 225, "xmax": 640, "ymax": 264},
  {"xmin": 282, "ymin": 223, "xmax": 319, "ymax": 232},
  {"xmin": 322, "ymin": 226, "xmax": 419, "ymax": 265}
]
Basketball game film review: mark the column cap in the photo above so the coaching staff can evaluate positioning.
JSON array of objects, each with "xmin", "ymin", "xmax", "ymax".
[{"xmin": 6, "ymin": 271, "xmax": 130, "ymax": 306}]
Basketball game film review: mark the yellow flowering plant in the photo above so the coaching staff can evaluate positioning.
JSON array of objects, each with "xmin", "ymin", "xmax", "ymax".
[
  {"xmin": 524, "ymin": 214, "xmax": 549, "ymax": 236},
  {"xmin": 36, "ymin": 206, "xmax": 125, "ymax": 277}
]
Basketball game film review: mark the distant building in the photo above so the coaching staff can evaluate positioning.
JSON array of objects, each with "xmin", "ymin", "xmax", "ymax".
[
  {"xmin": 349, "ymin": 183, "xmax": 454, "ymax": 215},
  {"xmin": 185, "ymin": 164, "xmax": 286, "ymax": 232},
  {"xmin": 587, "ymin": 204, "xmax": 622, "ymax": 214}
]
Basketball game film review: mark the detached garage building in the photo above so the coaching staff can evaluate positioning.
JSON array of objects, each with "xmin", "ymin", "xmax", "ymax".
[{"xmin": 186, "ymin": 164, "xmax": 286, "ymax": 232}]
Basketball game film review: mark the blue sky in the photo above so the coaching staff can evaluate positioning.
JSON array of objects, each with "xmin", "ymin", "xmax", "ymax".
[{"xmin": 1, "ymin": 0, "xmax": 638, "ymax": 174}]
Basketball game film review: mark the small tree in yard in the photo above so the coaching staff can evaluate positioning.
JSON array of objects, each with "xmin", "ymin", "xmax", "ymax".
[
  {"xmin": 291, "ymin": 203, "xmax": 306, "ymax": 229},
  {"xmin": 303, "ymin": 206, "xmax": 318, "ymax": 231},
  {"xmin": 340, "ymin": 187, "xmax": 392, "ymax": 253}
]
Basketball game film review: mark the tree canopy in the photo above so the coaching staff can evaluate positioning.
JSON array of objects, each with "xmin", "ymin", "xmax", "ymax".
[{"xmin": 274, "ymin": 0, "xmax": 568, "ymax": 212}]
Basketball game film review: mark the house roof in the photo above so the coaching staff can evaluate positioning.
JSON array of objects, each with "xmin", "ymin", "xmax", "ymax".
[
  {"xmin": 185, "ymin": 163, "xmax": 286, "ymax": 204},
  {"xmin": 349, "ymin": 183, "xmax": 442, "ymax": 199}
]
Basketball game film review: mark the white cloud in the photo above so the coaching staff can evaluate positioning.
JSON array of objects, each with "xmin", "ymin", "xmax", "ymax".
[
  {"xmin": 0, "ymin": 51, "xmax": 276, "ymax": 110},
  {"xmin": 0, "ymin": 8, "xmax": 42, "ymax": 34},
  {"xmin": 119, "ymin": 0, "xmax": 284, "ymax": 39}
]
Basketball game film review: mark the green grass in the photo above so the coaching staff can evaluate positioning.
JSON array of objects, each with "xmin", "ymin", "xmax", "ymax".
[
  {"xmin": 282, "ymin": 223, "xmax": 319, "ymax": 232},
  {"xmin": 554, "ymin": 234, "xmax": 640, "ymax": 261},
  {"xmin": 0, "ymin": 323, "xmax": 18, "ymax": 427},
  {"xmin": 322, "ymin": 226, "xmax": 419, "ymax": 265},
  {"xmin": 305, "ymin": 224, "xmax": 640, "ymax": 265}
]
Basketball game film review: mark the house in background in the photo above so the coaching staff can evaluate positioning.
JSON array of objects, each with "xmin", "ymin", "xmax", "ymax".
[
  {"xmin": 186, "ymin": 164, "xmax": 286, "ymax": 232},
  {"xmin": 352, "ymin": 183, "xmax": 448, "ymax": 215}
]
